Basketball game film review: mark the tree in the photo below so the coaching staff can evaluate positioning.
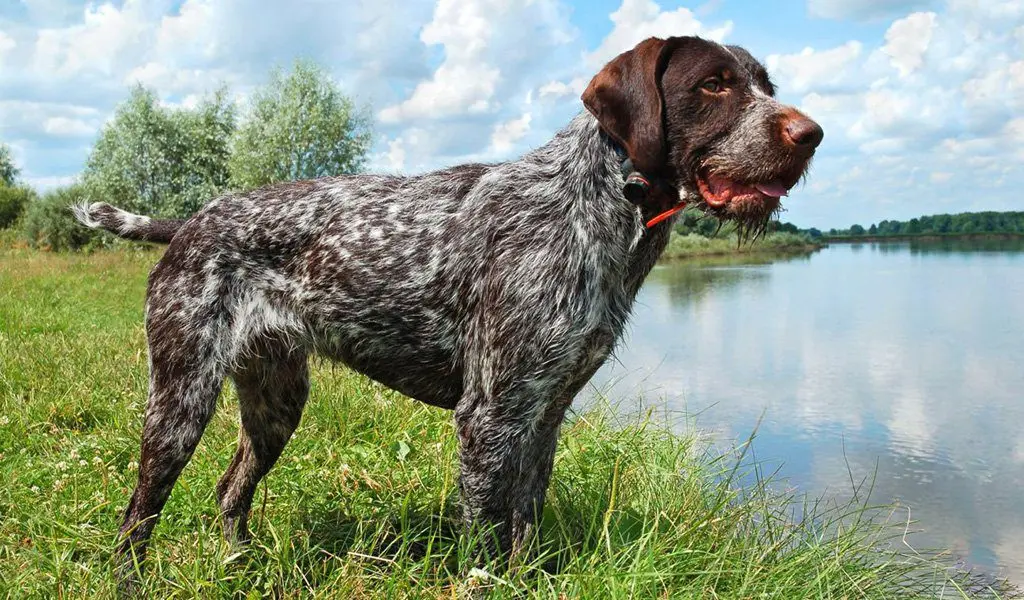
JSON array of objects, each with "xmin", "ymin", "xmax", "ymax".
[
  {"xmin": 0, "ymin": 185, "xmax": 34, "ymax": 229},
  {"xmin": 0, "ymin": 143, "xmax": 19, "ymax": 187},
  {"xmin": 849, "ymin": 224, "xmax": 865, "ymax": 236},
  {"xmin": 229, "ymin": 61, "xmax": 372, "ymax": 190},
  {"xmin": 82, "ymin": 86, "xmax": 236, "ymax": 218},
  {"xmin": 22, "ymin": 184, "xmax": 98, "ymax": 251},
  {"xmin": 868, "ymin": 224, "xmax": 878, "ymax": 235}
]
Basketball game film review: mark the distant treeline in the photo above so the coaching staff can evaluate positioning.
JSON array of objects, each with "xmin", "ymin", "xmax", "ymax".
[{"xmin": 808, "ymin": 211, "xmax": 1024, "ymax": 239}]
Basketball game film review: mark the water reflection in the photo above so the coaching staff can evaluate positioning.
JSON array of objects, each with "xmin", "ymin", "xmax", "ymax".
[{"xmin": 588, "ymin": 240, "xmax": 1024, "ymax": 584}]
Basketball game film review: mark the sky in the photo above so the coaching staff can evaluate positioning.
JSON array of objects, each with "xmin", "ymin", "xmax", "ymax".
[{"xmin": 0, "ymin": 0, "xmax": 1021, "ymax": 229}]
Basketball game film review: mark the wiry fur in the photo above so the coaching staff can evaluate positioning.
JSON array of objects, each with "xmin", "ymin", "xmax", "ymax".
[
  {"xmin": 78, "ymin": 113, "xmax": 669, "ymax": 574},
  {"xmin": 73, "ymin": 35, "xmax": 821, "ymax": 586},
  {"xmin": 72, "ymin": 202, "xmax": 184, "ymax": 243}
]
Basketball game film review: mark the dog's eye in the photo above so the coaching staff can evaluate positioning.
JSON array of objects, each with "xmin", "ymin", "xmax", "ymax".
[{"xmin": 701, "ymin": 78, "xmax": 723, "ymax": 93}]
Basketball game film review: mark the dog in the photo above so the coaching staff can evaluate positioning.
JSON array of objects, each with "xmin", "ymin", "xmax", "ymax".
[{"xmin": 74, "ymin": 35, "xmax": 822, "ymax": 579}]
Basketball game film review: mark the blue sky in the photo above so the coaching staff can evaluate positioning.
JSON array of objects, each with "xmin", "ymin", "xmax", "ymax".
[{"xmin": 0, "ymin": 0, "xmax": 1021, "ymax": 228}]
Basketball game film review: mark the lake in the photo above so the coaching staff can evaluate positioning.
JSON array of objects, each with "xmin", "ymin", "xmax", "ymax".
[{"xmin": 588, "ymin": 238, "xmax": 1024, "ymax": 584}]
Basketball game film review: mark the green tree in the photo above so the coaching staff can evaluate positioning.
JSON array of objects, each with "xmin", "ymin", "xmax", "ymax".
[
  {"xmin": 82, "ymin": 86, "xmax": 236, "ymax": 218},
  {"xmin": 0, "ymin": 143, "xmax": 19, "ymax": 187},
  {"xmin": 849, "ymin": 224, "xmax": 865, "ymax": 236},
  {"xmin": 868, "ymin": 224, "xmax": 878, "ymax": 235},
  {"xmin": 22, "ymin": 184, "xmax": 98, "ymax": 251},
  {"xmin": 229, "ymin": 61, "xmax": 372, "ymax": 190},
  {"xmin": 0, "ymin": 185, "xmax": 34, "ymax": 229}
]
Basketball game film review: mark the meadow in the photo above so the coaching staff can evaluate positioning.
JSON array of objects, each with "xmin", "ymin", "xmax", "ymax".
[{"xmin": 0, "ymin": 247, "xmax": 1010, "ymax": 598}]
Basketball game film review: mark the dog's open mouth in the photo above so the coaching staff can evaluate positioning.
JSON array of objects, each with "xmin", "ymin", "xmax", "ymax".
[
  {"xmin": 691, "ymin": 170, "xmax": 791, "ymax": 240},
  {"xmin": 696, "ymin": 172, "xmax": 791, "ymax": 209}
]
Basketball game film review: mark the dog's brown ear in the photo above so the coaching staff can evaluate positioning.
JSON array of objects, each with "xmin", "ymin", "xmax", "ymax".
[{"xmin": 582, "ymin": 37, "xmax": 672, "ymax": 175}]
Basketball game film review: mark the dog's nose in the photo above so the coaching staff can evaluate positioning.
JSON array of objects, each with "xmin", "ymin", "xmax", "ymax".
[{"xmin": 784, "ymin": 118, "xmax": 824, "ymax": 150}]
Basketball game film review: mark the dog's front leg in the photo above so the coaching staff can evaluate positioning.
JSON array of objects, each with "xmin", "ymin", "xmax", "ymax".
[{"xmin": 454, "ymin": 367, "xmax": 573, "ymax": 565}]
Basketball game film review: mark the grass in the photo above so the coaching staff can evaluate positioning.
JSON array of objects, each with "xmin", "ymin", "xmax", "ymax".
[
  {"xmin": 661, "ymin": 231, "xmax": 823, "ymax": 260},
  {"xmin": 0, "ymin": 246, "xmax": 1012, "ymax": 598}
]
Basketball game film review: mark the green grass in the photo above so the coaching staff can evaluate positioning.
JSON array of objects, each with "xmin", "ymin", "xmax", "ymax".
[
  {"xmin": 661, "ymin": 231, "xmax": 823, "ymax": 260},
  {"xmin": 0, "ymin": 247, "xmax": 1011, "ymax": 598}
]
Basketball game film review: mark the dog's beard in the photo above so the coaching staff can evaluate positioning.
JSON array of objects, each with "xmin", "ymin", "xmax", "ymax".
[{"xmin": 718, "ymin": 194, "xmax": 782, "ymax": 243}]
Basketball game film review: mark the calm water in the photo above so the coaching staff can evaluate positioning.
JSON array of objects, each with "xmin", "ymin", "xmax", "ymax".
[{"xmin": 589, "ymin": 238, "xmax": 1024, "ymax": 583}]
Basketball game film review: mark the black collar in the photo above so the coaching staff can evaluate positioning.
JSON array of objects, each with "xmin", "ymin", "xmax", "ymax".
[{"xmin": 611, "ymin": 143, "xmax": 687, "ymax": 228}]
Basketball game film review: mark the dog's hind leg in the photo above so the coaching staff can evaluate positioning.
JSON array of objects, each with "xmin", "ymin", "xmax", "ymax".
[
  {"xmin": 217, "ymin": 344, "xmax": 309, "ymax": 545},
  {"xmin": 116, "ymin": 323, "xmax": 226, "ymax": 583}
]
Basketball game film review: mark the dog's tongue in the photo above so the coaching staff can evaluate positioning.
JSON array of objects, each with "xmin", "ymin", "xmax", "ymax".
[{"xmin": 755, "ymin": 181, "xmax": 789, "ymax": 198}]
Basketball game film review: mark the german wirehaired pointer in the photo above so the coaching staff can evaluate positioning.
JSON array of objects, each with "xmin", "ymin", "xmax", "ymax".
[{"xmin": 75, "ymin": 36, "xmax": 822, "ymax": 579}]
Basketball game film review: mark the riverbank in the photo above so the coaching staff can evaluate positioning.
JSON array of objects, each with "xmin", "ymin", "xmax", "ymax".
[
  {"xmin": 825, "ymin": 232, "xmax": 1024, "ymax": 243},
  {"xmin": 0, "ymin": 248, "xmax": 1011, "ymax": 597},
  {"xmin": 660, "ymin": 231, "xmax": 824, "ymax": 260}
]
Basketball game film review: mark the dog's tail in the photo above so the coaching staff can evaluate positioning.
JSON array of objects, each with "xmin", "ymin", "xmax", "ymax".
[{"xmin": 72, "ymin": 202, "xmax": 185, "ymax": 244}]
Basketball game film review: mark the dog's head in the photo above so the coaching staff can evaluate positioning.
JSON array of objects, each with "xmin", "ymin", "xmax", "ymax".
[{"xmin": 583, "ymin": 36, "xmax": 823, "ymax": 237}]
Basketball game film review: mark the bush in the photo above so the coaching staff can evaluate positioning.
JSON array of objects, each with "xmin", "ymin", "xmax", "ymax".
[
  {"xmin": 22, "ymin": 185, "xmax": 99, "ymax": 251},
  {"xmin": 229, "ymin": 60, "xmax": 371, "ymax": 190},
  {"xmin": 0, "ymin": 143, "xmax": 18, "ymax": 187},
  {"xmin": 0, "ymin": 184, "xmax": 34, "ymax": 229},
  {"xmin": 82, "ymin": 86, "xmax": 236, "ymax": 219}
]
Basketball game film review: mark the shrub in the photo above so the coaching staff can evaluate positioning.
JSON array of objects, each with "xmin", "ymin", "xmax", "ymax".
[
  {"xmin": 229, "ymin": 60, "xmax": 371, "ymax": 190},
  {"xmin": 22, "ymin": 184, "xmax": 99, "ymax": 251},
  {"xmin": 0, "ymin": 143, "xmax": 18, "ymax": 187},
  {"xmin": 0, "ymin": 184, "xmax": 34, "ymax": 229},
  {"xmin": 82, "ymin": 86, "xmax": 235, "ymax": 219}
]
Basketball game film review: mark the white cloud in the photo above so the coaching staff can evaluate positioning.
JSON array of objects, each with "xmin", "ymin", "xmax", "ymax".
[
  {"xmin": 538, "ymin": 77, "xmax": 587, "ymax": 101},
  {"xmin": 32, "ymin": 1, "xmax": 151, "ymax": 77},
  {"xmin": 379, "ymin": 0, "xmax": 572, "ymax": 124},
  {"xmin": 0, "ymin": 100, "xmax": 102, "ymax": 138},
  {"xmin": 154, "ymin": 0, "xmax": 219, "ymax": 63},
  {"xmin": 882, "ymin": 12, "xmax": 937, "ymax": 77},
  {"xmin": 489, "ymin": 113, "xmax": 532, "ymax": 154},
  {"xmin": 23, "ymin": 175, "xmax": 77, "ymax": 190},
  {"xmin": 808, "ymin": 0, "xmax": 936, "ymax": 21},
  {"xmin": 1007, "ymin": 119, "xmax": 1024, "ymax": 142},
  {"xmin": 584, "ymin": 0, "xmax": 732, "ymax": 69},
  {"xmin": 17, "ymin": 0, "xmax": 84, "ymax": 26},
  {"xmin": 42, "ymin": 116, "xmax": 95, "ymax": 137},
  {"xmin": 930, "ymin": 171, "xmax": 953, "ymax": 183},
  {"xmin": 382, "ymin": 137, "xmax": 407, "ymax": 172},
  {"xmin": 379, "ymin": 64, "xmax": 499, "ymax": 123},
  {"xmin": 124, "ymin": 62, "xmax": 233, "ymax": 97},
  {"xmin": 0, "ymin": 31, "xmax": 16, "ymax": 66},
  {"xmin": 766, "ymin": 41, "xmax": 863, "ymax": 94}
]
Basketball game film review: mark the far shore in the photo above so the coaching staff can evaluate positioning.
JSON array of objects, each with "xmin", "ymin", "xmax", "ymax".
[{"xmin": 824, "ymin": 232, "xmax": 1024, "ymax": 243}]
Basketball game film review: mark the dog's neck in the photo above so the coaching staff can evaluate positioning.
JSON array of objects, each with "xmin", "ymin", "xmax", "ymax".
[
  {"xmin": 524, "ymin": 112, "xmax": 683, "ymax": 225},
  {"xmin": 513, "ymin": 111, "xmax": 677, "ymax": 299}
]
